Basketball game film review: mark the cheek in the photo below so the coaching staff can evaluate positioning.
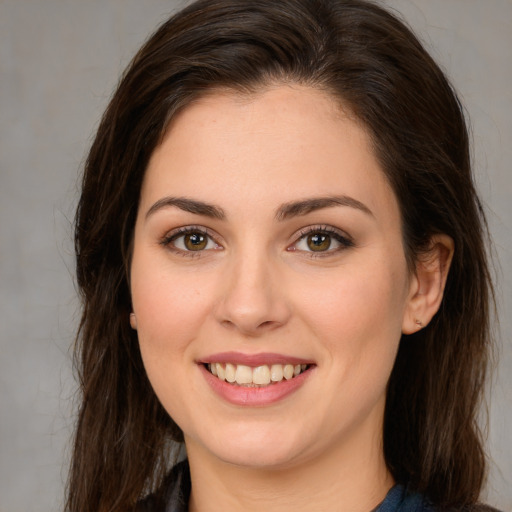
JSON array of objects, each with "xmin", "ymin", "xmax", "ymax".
[
  {"xmin": 130, "ymin": 257, "xmax": 215, "ymax": 357},
  {"xmin": 294, "ymin": 259, "xmax": 409, "ymax": 366},
  {"xmin": 301, "ymin": 267, "xmax": 406, "ymax": 330},
  {"xmin": 130, "ymin": 261, "xmax": 217, "ymax": 419}
]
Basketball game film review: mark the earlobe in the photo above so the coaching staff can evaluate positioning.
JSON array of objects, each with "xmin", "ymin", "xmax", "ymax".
[
  {"xmin": 402, "ymin": 234, "xmax": 454, "ymax": 334},
  {"xmin": 130, "ymin": 312, "xmax": 138, "ymax": 330}
]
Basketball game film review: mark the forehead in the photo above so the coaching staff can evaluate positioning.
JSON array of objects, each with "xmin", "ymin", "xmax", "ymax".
[{"xmin": 141, "ymin": 85, "xmax": 398, "ymax": 226}]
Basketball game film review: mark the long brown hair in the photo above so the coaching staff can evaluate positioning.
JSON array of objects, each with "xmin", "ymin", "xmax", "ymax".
[{"xmin": 68, "ymin": 0, "xmax": 495, "ymax": 510}]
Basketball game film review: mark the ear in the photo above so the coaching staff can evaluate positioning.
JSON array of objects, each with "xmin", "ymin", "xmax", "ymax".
[
  {"xmin": 130, "ymin": 312, "xmax": 138, "ymax": 330},
  {"xmin": 402, "ymin": 234, "xmax": 454, "ymax": 334}
]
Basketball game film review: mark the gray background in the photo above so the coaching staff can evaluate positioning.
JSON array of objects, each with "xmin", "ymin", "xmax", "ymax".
[{"xmin": 0, "ymin": 1, "xmax": 510, "ymax": 511}]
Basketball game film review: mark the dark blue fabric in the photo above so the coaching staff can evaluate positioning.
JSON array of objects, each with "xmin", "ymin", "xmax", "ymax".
[
  {"xmin": 137, "ymin": 460, "xmax": 499, "ymax": 512},
  {"xmin": 375, "ymin": 484, "xmax": 434, "ymax": 512}
]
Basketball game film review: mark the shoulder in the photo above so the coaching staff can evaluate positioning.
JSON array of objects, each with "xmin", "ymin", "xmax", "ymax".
[
  {"xmin": 434, "ymin": 501, "xmax": 503, "ymax": 512},
  {"xmin": 382, "ymin": 485, "xmax": 503, "ymax": 512},
  {"xmin": 135, "ymin": 460, "xmax": 190, "ymax": 512},
  {"xmin": 449, "ymin": 506, "xmax": 502, "ymax": 512}
]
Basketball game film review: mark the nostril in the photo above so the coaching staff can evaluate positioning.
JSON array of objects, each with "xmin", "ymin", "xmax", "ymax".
[
  {"xmin": 214, "ymin": 281, "xmax": 292, "ymax": 335},
  {"xmin": 219, "ymin": 317, "xmax": 283, "ymax": 336},
  {"xmin": 220, "ymin": 319, "xmax": 236, "ymax": 329}
]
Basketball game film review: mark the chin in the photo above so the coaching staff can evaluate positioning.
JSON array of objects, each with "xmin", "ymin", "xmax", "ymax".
[
  {"xmin": 216, "ymin": 445, "xmax": 304, "ymax": 470},
  {"xmin": 190, "ymin": 422, "xmax": 311, "ymax": 470}
]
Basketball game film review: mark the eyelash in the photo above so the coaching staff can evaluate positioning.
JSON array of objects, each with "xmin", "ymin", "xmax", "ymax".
[
  {"xmin": 160, "ymin": 224, "xmax": 354, "ymax": 257},
  {"xmin": 160, "ymin": 226, "xmax": 221, "ymax": 257},
  {"xmin": 290, "ymin": 225, "xmax": 354, "ymax": 257}
]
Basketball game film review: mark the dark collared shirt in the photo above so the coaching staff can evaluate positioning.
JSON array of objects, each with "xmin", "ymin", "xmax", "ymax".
[{"xmin": 136, "ymin": 460, "xmax": 499, "ymax": 512}]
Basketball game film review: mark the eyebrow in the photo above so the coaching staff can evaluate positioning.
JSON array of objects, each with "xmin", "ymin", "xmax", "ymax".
[
  {"xmin": 145, "ymin": 197, "xmax": 226, "ymax": 220},
  {"xmin": 145, "ymin": 194, "xmax": 372, "ymax": 222},
  {"xmin": 276, "ymin": 195, "xmax": 373, "ymax": 220}
]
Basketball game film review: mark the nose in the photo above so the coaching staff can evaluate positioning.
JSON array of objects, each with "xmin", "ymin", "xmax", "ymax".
[{"xmin": 214, "ymin": 248, "xmax": 291, "ymax": 336}]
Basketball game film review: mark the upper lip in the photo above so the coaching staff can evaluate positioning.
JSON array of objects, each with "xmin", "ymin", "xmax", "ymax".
[{"xmin": 197, "ymin": 351, "xmax": 315, "ymax": 367}]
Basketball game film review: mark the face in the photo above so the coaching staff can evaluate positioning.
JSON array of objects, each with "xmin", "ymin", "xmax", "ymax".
[{"xmin": 130, "ymin": 85, "xmax": 417, "ymax": 470}]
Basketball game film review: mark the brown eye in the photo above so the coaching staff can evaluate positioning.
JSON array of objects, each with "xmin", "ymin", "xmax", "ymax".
[
  {"xmin": 165, "ymin": 229, "xmax": 220, "ymax": 253},
  {"xmin": 184, "ymin": 232, "xmax": 208, "ymax": 251},
  {"xmin": 307, "ymin": 233, "xmax": 331, "ymax": 251},
  {"xmin": 291, "ymin": 227, "xmax": 353, "ymax": 255}
]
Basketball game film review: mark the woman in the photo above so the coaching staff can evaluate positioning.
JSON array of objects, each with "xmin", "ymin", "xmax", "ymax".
[{"xmin": 68, "ymin": 0, "xmax": 497, "ymax": 511}]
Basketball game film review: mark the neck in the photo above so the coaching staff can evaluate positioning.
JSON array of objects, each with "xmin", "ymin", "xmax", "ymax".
[{"xmin": 185, "ymin": 420, "xmax": 394, "ymax": 512}]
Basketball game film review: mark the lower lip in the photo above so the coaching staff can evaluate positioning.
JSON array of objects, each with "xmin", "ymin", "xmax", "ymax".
[{"xmin": 199, "ymin": 364, "xmax": 313, "ymax": 406}]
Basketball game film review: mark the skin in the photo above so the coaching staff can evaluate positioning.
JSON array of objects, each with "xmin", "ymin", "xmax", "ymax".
[{"xmin": 130, "ymin": 85, "xmax": 453, "ymax": 512}]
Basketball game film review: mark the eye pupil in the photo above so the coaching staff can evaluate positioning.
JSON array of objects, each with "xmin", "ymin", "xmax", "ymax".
[
  {"xmin": 185, "ymin": 232, "xmax": 207, "ymax": 251},
  {"xmin": 307, "ymin": 233, "xmax": 331, "ymax": 251}
]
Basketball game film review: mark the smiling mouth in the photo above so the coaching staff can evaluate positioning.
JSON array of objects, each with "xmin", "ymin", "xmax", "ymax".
[{"xmin": 205, "ymin": 363, "xmax": 310, "ymax": 387}]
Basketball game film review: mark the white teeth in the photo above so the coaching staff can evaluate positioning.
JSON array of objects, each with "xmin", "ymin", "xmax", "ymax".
[
  {"xmin": 225, "ymin": 363, "xmax": 236, "ymax": 383},
  {"xmin": 283, "ymin": 364, "xmax": 294, "ymax": 380},
  {"xmin": 208, "ymin": 362, "xmax": 309, "ymax": 386},
  {"xmin": 216, "ymin": 363, "xmax": 225, "ymax": 381},
  {"xmin": 253, "ymin": 365, "xmax": 271, "ymax": 385},
  {"xmin": 270, "ymin": 364, "xmax": 283, "ymax": 382},
  {"xmin": 235, "ymin": 365, "xmax": 253, "ymax": 385}
]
